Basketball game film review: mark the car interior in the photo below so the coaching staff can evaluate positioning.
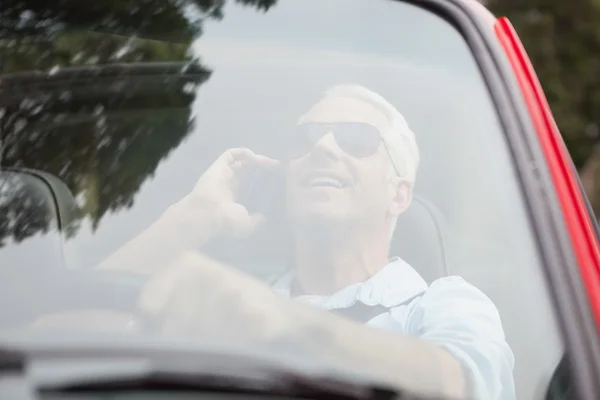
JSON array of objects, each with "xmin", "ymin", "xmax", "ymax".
[{"xmin": 0, "ymin": 59, "xmax": 565, "ymax": 399}]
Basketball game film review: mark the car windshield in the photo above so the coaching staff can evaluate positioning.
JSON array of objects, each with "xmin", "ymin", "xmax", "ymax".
[{"xmin": 0, "ymin": 0, "xmax": 565, "ymax": 399}]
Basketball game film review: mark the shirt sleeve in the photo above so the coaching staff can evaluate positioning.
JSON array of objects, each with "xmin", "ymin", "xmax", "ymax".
[{"xmin": 403, "ymin": 276, "xmax": 515, "ymax": 400}]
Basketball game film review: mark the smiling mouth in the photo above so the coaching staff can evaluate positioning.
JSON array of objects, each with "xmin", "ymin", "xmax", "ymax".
[
  {"xmin": 302, "ymin": 175, "xmax": 348, "ymax": 189},
  {"xmin": 309, "ymin": 178, "xmax": 344, "ymax": 188}
]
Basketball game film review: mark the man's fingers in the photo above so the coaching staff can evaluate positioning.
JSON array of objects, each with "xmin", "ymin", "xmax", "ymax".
[
  {"xmin": 160, "ymin": 283, "xmax": 202, "ymax": 337},
  {"xmin": 228, "ymin": 148, "xmax": 280, "ymax": 170},
  {"xmin": 136, "ymin": 249, "xmax": 290, "ymax": 341},
  {"xmin": 220, "ymin": 203, "xmax": 265, "ymax": 238},
  {"xmin": 234, "ymin": 212, "xmax": 266, "ymax": 238},
  {"xmin": 139, "ymin": 252, "xmax": 217, "ymax": 320},
  {"xmin": 138, "ymin": 263, "xmax": 182, "ymax": 317},
  {"xmin": 139, "ymin": 251, "xmax": 229, "ymax": 337}
]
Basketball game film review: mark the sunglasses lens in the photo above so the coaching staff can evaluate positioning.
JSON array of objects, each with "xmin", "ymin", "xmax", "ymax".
[
  {"xmin": 288, "ymin": 124, "xmax": 324, "ymax": 158},
  {"xmin": 334, "ymin": 122, "xmax": 381, "ymax": 157},
  {"xmin": 289, "ymin": 122, "xmax": 380, "ymax": 158}
]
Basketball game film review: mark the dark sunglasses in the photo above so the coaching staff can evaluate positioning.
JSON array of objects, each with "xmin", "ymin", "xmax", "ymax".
[{"xmin": 287, "ymin": 122, "xmax": 383, "ymax": 159}]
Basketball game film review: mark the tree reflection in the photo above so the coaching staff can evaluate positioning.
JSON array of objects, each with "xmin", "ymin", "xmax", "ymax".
[
  {"xmin": 0, "ymin": 0, "xmax": 278, "ymax": 247},
  {"xmin": 0, "ymin": 171, "xmax": 54, "ymax": 245}
]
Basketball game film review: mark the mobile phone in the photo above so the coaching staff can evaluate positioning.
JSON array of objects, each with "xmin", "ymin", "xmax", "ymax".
[{"xmin": 237, "ymin": 165, "xmax": 285, "ymax": 218}]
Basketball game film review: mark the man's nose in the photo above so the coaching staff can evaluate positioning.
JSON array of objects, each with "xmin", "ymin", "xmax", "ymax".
[{"xmin": 311, "ymin": 131, "xmax": 342, "ymax": 160}]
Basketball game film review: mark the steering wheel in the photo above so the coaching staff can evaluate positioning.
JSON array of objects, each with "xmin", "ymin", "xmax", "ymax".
[{"xmin": 0, "ymin": 269, "xmax": 147, "ymax": 328}]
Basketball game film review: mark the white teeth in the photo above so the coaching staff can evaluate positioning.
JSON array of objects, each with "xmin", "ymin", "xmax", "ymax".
[{"xmin": 309, "ymin": 177, "xmax": 343, "ymax": 188}]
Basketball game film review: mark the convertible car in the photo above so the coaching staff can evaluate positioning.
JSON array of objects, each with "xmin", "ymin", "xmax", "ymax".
[{"xmin": 0, "ymin": 0, "xmax": 599, "ymax": 399}]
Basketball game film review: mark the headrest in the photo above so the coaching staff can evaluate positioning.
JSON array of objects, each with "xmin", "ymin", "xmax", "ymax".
[
  {"xmin": 11, "ymin": 168, "xmax": 80, "ymax": 234},
  {"xmin": 391, "ymin": 194, "xmax": 449, "ymax": 284},
  {"xmin": 0, "ymin": 168, "xmax": 82, "ymax": 325},
  {"xmin": 0, "ymin": 169, "xmax": 58, "ymax": 247},
  {"xmin": 0, "ymin": 168, "xmax": 78, "ymax": 269}
]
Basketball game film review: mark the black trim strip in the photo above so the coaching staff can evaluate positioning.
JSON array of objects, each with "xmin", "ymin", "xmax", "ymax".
[{"xmin": 391, "ymin": 1, "xmax": 600, "ymax": 399}]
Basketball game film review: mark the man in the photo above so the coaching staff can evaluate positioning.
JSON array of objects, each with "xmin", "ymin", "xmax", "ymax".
[{"xmin": 40, "ymin": 84, "xmax": 515, "ymax": 399}]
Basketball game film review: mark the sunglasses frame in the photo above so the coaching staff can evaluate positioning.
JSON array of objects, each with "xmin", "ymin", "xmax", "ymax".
[{"xmin": 290, "ymin": 122, "xmax": 401, "ymax": 177}]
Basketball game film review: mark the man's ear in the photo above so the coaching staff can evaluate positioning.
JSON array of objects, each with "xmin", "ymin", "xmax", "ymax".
[{"xmin": 388, "ymin": 177, "xmax": 412, "ymax": 217}]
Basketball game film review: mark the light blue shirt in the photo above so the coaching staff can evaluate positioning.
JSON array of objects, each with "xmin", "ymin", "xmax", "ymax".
[{"xmin": 272, "ymin": 257, "xmax": 516, "ymax": 400}]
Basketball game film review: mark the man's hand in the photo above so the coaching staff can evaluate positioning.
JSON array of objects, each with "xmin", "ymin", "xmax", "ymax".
[
  {"xmin": 136, "ymin": 251, "xmax": 467, "ymax": 398},
  {"xmin": 179, "ymin": 148, "xmax": 280, "ymax": 239},
  {"xmin": 95, "ymin": 148, "xmax": 279, "ymax": 275},
  {"xmin": 138, "ymin": 250, "xmax": 291, "ymax": 343}
]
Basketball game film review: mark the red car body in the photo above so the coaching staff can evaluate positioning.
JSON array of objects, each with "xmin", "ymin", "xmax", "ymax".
[{"xmin": 468, "ymin": 0, "xmax": 600, "ymax": 397}]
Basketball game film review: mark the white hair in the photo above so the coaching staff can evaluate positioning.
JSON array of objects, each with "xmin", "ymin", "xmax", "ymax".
[
  {"xmin": 307, "ymin": 84, "xmax": 421, "ymax": 239},
  {"xmin": 312, "ymin": 84, "xmax": 420, "ymax": 183}
]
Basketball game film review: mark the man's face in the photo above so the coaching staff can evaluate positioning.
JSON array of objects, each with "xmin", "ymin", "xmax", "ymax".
[{"xmin": 285, "ymin": 95, "xmax": 401, "ymax": 230}]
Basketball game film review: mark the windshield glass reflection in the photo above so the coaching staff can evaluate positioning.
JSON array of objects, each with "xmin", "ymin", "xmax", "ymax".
[{"xmin": 1, "ymin": 1, "xmax": 564, "ymax": 399}]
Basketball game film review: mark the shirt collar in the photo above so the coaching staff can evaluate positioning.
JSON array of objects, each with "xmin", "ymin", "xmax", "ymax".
[{"xmin": 272, "ymin": 257, "xmax": 428, "ymax": 309}]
